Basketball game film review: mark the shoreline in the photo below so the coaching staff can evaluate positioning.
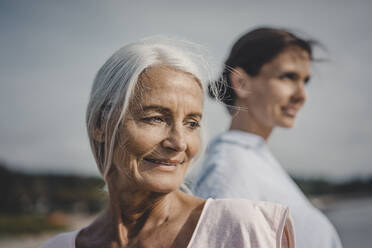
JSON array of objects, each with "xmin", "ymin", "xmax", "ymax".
[{"xmin": 309, "ymin": 193, "xmax": 372, "ymax": 210}]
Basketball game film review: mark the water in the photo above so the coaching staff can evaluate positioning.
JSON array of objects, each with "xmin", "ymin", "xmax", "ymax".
[{"xmin": 324, "ymin": 197, "xmax": 372, "ymax": 248}]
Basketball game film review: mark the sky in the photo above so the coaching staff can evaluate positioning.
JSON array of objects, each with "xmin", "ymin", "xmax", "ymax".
[{"xmin": 0, "ymin": 0, "xmax": 371, "ymax": 181}]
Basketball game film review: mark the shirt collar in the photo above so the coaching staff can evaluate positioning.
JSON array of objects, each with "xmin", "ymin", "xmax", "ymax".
[{"xmin": 215, "ymin": 130, "xmax": 266, "ymax": 149}]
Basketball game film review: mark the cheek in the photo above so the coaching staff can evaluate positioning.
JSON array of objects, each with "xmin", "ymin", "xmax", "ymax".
[
  {"xmin": 120, "ymin": 122, "xmax": 166, "ymax": 157},
  {"xmin": 267, "ymin": 83, "xmax": 293, "ymax": 106},
  {"xmin": 186, "ymin": 131, "xmax": 201, "ymax": 158}
]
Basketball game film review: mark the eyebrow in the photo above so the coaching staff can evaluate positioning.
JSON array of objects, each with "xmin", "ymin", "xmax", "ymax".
[
  {"xmin": 141, "ymin": 105, "xmax": 202, "ymax": 118},
  {"xmin": 187, "ymin": 112, "xmax": 203, "ymax": 119},
  {"xmin": 141, "ymin": 105, "xmax": 171, "ymax": 115}
]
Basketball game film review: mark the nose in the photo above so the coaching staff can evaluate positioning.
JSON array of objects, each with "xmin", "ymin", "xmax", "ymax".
[
  {"xmin": 291, "ymin": 83, "xmax": 307, "ymax": 105},
  {"xmin": 162, "ymin": 125, "xmax": 187, "ymax": 152}
]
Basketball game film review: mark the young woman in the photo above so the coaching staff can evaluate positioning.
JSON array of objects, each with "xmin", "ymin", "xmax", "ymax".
[{"xmin": 186, "ymin": 28, "xmax": 342, "ymax": 248}]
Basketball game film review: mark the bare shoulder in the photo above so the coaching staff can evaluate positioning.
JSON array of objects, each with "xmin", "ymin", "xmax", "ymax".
[
  {"xmin": 177, "ymin": 190, "xmax": 206, "ymax": 210},
  {"xmin": 175, "ymin": 191, "xmax": 206, "ymax": 226},
  {"xmin": 170, "ymin": 192, "xmax": 207, "ymax": 247}
]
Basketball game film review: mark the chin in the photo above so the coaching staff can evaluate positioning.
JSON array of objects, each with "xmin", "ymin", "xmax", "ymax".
[
  {"xmin": 147, "ymin": 184, "xmax": 180, "ymax": 194},
  {"xmin": 277, "ymin": 119, "xmax": 295, "ymax": 128},
  {"xmin": 142, "ymin": 177, "xmax": 183, "ymax": 193}
]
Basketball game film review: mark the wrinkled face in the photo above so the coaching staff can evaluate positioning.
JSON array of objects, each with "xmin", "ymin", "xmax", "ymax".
[
  {"xmin": 111, "ymin": 66, "xmax": 203, "ymax": 193},
  {"xmin": 244, "ymin": 46, "xmax": 311, "ymax": 128}
]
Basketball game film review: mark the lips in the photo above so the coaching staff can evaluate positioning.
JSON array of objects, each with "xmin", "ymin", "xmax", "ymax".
[
  {"xmin": 281, "ymin": 106, "xmax": 298, "ymax": 117},
  {"xmin": 143, "ymin": 157, "xmax": 183, "ymax": 166}
]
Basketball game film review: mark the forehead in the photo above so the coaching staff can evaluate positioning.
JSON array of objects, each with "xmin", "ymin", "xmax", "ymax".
[
  {"xmin": 261, "ymin": 46, "xmax": 311, "ymax": 75},
  {"xmin": 131, "ymin": 65, "xmax": 203, "ymax": 109}
]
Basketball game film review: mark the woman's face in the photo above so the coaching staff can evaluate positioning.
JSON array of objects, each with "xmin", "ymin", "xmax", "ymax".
[
  {"xmin": 242, "ymin": 46, "xmax": 311, "ymax": 129},
  {"xmin": 111, "ymin": 66, "xmax": 203, "ymax": 193}
]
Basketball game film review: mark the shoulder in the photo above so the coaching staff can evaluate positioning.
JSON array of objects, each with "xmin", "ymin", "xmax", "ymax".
[
  {"xmin": 188, "ymin": 154, "xmax": 264, "ymax": 199},
  {"xmin": 192, "ymin": 199, "xmax": 295, "ymax": 247},
  {"xmin": 203, "ymin": 133, "xmax": 263, "ymax": 173},
  {"xmin": 205, "ymin": 134, "xmax": 256, "ymax": 159},
  {"xmin": 213, "ymin": 199, "xmax": 295, "ymax": 247},
  {"xmin": 40, "ymin": 230, "xmax": 80, "ymax": 248}
]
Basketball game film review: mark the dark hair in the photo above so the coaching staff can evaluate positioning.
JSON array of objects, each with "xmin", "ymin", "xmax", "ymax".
[{"xmin": 209, "ymin": 27, "xmax": 317, "ymax": 111}]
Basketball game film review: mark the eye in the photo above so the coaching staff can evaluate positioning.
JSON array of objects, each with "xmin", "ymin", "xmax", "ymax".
[
  {"xmin": 279, "ymin": 72, "xmax": 298, "ymax": 81},
  {"xmin": 185, "ymin": 120, "xmax": 201, "ymax": 130}
]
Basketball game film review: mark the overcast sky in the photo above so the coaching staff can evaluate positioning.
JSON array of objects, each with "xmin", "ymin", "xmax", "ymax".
[{"xmin": 0, "ymin": 0, "xmax": 371, "ymax": 181}]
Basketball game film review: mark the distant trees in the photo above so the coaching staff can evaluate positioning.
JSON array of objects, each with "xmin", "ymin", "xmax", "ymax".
[
  {"xmin": 293, "ymin": 176, "xmax": 372, "ymax": 197},
  {"xmin": 0, "ymin": 163, "xmax": 106, "ymax": 215},
  {"xmin": 0, "ymin": 161, "xmax": 371, "ymax": 216}
]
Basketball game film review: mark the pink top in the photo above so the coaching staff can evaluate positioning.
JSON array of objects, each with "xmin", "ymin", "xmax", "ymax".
[{"xmin": 41, "ymin": 198, "xmax": 295, "ymax": 248}]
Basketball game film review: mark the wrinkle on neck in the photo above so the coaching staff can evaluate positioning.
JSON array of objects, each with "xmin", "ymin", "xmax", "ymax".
[{"xmin": 107, "ymin": 181, "xmax": 177, "ymax": 245}]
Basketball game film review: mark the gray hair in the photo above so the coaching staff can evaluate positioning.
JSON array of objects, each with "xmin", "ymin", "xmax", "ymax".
[{"xmin": 86, "ymin": 36, "xmax": 218, "ymax": 181}]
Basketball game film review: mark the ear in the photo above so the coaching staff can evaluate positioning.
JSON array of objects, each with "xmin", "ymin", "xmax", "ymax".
[{"xmin": 229, "ymin": 67, "xmax": 251, "ymax": 99}]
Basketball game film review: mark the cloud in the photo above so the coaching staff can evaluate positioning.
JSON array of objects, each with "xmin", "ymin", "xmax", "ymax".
[{"xmin": 0, "ymin": 0, "xmax": 371, "ymax": 180}]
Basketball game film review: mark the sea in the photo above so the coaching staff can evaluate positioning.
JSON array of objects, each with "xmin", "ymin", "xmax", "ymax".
[{"xmin": 324, "ymin": 197, "xmax": 372, "ymax": 248}]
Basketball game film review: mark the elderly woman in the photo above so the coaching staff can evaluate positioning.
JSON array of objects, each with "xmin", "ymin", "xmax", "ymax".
[{"xmin": 41, "ymin": 37, "xmax": 294, "ymax": 248}]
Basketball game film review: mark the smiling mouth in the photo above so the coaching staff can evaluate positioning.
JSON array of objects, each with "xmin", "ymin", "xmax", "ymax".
[
  {"xmin": 143, "ymin": 158, "xmax": 183, "ymax": 166},
  {"xmin": 282, "ymin": 106, "xmax": 298, "ymax": 117}
]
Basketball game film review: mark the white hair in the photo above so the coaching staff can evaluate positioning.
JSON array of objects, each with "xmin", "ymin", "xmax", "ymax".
[{"xmin": 86, "ymin": 36, "xmax": 217, "ymax": 182}]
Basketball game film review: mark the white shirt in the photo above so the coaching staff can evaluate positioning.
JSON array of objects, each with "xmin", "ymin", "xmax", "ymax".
[{"xmin": 186, "ymin": 130, "xmax": 342, "ymax": 248}]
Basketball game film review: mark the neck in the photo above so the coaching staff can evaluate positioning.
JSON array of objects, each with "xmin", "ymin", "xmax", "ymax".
[
  {"xmin": 106, "ymin": 183, "xmax": 180, "ymax": 246},
  {"xmin": 229, "ymin": 110, "xmax": 272, "ymax": 141}
]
